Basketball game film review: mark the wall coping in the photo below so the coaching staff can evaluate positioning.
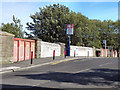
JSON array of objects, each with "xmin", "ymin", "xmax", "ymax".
[
  {"xmin": 28, "ymin": 37, "xmax": 42, "ymax": 41},
  {"xmin": 14, "ymin": 38, "xmax": 35, "ymax": 42},
  {"xmin": 0, "ymin": 31, "xmax": 15, "ymax": 36}
]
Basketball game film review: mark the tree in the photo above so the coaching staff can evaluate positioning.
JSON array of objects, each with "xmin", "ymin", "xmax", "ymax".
[
  {"xmin": 27, "ymin": 4, "xmax": 70, "ymax": 43},
  {"xmin": 86, "ymin": 20, "xmax": 101, "ymax": 48},
  {"xmin": 26, "ymin": 3, "xmax": 119, "ymax": 50},
  {"xmin": 68, "ymin": 12, "xmax": 88, "ymax": 46},
  {"xmin": 98, "ymin": 20, "xmax": 118, "ymax": 49},
  {"xmin": 1, "ymin": 15, "xmax": 24, "ymax": 38},
  {"xmin": 113, "ymin": 20, "xmax": 120, "ymax": 49},
  {"xmin": 26, "ymin": 3, "xmax": 95, "ymax": 47}
]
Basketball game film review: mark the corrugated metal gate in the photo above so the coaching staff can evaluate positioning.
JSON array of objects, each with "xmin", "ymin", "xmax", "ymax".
[{"xmin": 13, "ymin": 38, "xmax": 35, "ymax": 62}]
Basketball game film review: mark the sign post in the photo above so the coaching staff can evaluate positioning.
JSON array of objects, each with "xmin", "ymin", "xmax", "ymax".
[
  {"xmin": 67, "ymin": 24, "xmax": 73, "ymax": 56},
  {"xmin": 68, "ymin": 35, "xmax": 70, "ymax": 56}
]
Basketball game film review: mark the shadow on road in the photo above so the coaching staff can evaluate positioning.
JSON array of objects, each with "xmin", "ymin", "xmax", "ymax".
[
  {"xmin": 1, "ymin": 68, "xmax": 120, "ymax": 89},
  {"xmin": 15, "ymin": 68, "xmax": 120, "ymax": 88},
  {"xmin": 1, "ymin": 84, "xmax": 61, "ymax": 90}
]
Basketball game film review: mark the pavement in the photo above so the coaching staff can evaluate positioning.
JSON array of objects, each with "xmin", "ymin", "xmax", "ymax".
[{"xmin": 0, "ymin": 56, "xmax": 85, "ymax": 74}]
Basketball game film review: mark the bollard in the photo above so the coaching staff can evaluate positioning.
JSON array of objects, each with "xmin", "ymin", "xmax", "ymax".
[
  {"xmin": 74, "ymin": 50, "xmax": 75, "ymax": 57},
  {"xmin": 53, "ymin": 50, "xmax": 55, "ymax": 60},
  {"xmin": 65, "ymin": 50, "xmax": 66, "ymax": 58},
  {"xmin": 31, "ymin": 51, "xmax": 33, "ymax": 64}
]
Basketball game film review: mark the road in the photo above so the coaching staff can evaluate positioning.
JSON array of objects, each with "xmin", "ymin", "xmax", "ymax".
[{"xmin": 1, "ymin": 58, "xmax": 120, "ymax": 89}]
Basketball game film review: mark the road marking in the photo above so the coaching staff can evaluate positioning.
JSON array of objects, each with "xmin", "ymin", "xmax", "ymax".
[
  {"xmin": 72, "ymin": 68, "xmax": 90, "ymax": 73},
  {"xmin": 51, "ymin": 58, "xmax": 77, "ymax": 65},
  {"xmin": 51, "ymin": 58, "xmax": 98, "ymax": 65},
  {"xmin": 51, "ymin": 61, "xmax": 63, "ymax": 65},
  {"xmin": 99, "ymin": 62, "xmax": 113, "ymax": 67}
]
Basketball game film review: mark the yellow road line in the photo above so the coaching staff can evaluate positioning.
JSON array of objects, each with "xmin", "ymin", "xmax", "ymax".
[
  {"xmin": 51, "ymin": 58, "xmax": 77, "ymax": 65},
  {"xmin": 51, "ymin": 61, "xmax": 63, "ymax": 65}
]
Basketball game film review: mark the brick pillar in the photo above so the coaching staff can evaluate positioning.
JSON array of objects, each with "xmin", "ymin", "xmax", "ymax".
[
  {"xmin": 0, "ymin": 31, "xmax": 14, "ymax": 64},
  {"xmin": 93, "ymin": 47, "xmax": 96, "ymax": 57},
  {"xmin": 34, "ymin": 38, "xmax": 42, "ymax": 58},
  {"xmin": 100, "ymin": 48, "xmax": 103, "ymax": 57}
]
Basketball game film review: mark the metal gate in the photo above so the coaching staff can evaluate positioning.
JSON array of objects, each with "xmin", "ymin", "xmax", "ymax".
[{"xmin": 13, "ymin": 38, "xmax": 35, "ymax": 62}]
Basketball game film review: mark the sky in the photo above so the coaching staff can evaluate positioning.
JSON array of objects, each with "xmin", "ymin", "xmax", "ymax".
[{"xmin": 0, "ymin": 1, "xmax": 119, "ymax": 33}]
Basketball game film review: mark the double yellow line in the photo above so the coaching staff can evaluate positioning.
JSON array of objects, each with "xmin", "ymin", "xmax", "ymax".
[{"xmin": 51, "ymin": 58, "xmax": 78, "ymax": 65}]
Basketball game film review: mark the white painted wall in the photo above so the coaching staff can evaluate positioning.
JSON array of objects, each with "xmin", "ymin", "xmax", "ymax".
[
  {"xmin": 88, "ymin": 48, "xmax": 94, "ymax": 57},
  {"xmin": 70, "ymin": 45, "xmax": 94, "ymax": 57},
  {"xmin": 40, "ymin": 41, "xmax": 93, "ymax": 58},
  {"xmin": 41, "ymin": 41, "xmax": 61, "ymax": 58}
]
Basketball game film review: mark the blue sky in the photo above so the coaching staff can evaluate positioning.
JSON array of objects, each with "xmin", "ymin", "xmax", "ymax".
[{"xmin": 1, "ymin": 2, "xmax": 119, "ymax": 33}]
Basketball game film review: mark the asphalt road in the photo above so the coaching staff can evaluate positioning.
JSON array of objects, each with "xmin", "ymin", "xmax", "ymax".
[{"xmin": 1, "ymin": 58, "xmax": 120, "ymax": 89}]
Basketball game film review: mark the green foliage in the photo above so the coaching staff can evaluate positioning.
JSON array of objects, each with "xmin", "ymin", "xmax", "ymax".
[
  {"xmin": 26, "ymin": 3, "xmax": 120, "ymax": 49},
  {"xmin": 27, "ymin": 4, "xmax": 70, "ymax": 43},
  {"xmin": 1, "ymin": 15, "xmax": 24, "ymax": 38},
  {"xmin": 98, "ymin": 20, "xmax": 120, "ymax": 49}
]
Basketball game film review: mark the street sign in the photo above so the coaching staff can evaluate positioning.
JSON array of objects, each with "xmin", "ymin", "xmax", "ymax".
[{"xmin": 67, "ymin": 24, "xmax": 73, "ymax": 35}]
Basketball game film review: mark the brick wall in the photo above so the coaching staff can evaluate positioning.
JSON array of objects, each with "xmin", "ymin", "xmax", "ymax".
[{"xmin": 0, "ymin": 31, "xmax": 14, "ymax": 64}]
